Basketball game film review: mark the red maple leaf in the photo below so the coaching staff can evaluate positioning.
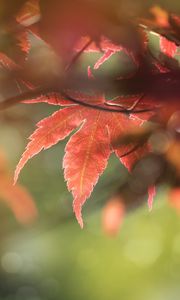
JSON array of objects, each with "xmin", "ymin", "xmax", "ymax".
[
  {"xmin": 159, "ymin": 36, "xmax": 177, "ymax": 57},
  {"xmin": 75, "ymin": 36, "xmax": 139, "ymax": 70},
  {"xmin": 16, "ymin": 0, "xmax": 40, "ymax": 26},
  {"xmin": 15, "ymin": 0, "xmax": 41, "ymax": 55},
  {"xmin": 0, "ymin": 53, "xmax": 18, "ymax": 70},
  {"xmin": 14, "ymin": 91, "xmax": 154, "ymax": 227}
]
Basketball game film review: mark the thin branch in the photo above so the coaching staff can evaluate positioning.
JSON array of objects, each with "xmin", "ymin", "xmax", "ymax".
[
  {"xmin": 0, "ymin": 85, "xmax": 155, "ymax": 114},
  {"xmin": 0, "ymin": 87, "xmax": 46, "ymax": 110},
  {"xmin": 65, "ymin": 38, "xmax": 93, "ymax": 72},
  {"xmin": 61, "ymin": 91, "xmax": 155, "ymax": 114}
]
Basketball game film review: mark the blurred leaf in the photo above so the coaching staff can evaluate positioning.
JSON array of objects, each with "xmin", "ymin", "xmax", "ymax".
[{"xmin": 0, "ymin": 150, "xmax": 37, "ymax": 224}]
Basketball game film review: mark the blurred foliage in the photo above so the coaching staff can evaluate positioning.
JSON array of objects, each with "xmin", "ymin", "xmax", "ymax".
[
  {"xmin": 0, "ymin": 101, "xmax": 179, "ymax": 300},
  {"xmin": 0, "ymin": 0, "xmax": 180, "ymax": 299}
]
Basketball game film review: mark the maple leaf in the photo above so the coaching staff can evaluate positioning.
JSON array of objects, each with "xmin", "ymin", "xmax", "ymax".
[
  {"xmin": 14, "ymin": 90, "xmax": 153, "ymax": 227},
  {"xmin": 159, "ymin": 36, "xmax": 177, "ymax": 58},
  {"xmin": 0, "ymin": 177, "xmax": 38, "ymax": 224},
  {"xmin": 16, "ymin": 0, "xmax": 40, "ymax": 27},
  {"xmin": 102, "ymin": 185, "xmax": 156, "ymax": 236},
  {"xmin": 75, "ymin": 36, "xmax": 139, "ymax": 71},
  {"xmin": 16, "ymin": 0, "xmax": 41, "ymax": 55},
  {"xmin": 0, "ymin": 53, "xmax": 17, "ymax": 70},
  {"xmin": 38, "ymin": 0, "xmax": 143, "ymax": 62},
  {"xmin": 16, "ymin": 31, "xmax": 31, "ymax": 54},
  {"xmin": 0, "ymin": 150, "xmax": 37, "ymax": 224}
]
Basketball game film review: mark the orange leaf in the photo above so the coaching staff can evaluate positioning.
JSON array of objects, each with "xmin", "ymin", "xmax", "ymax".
[
  {"xmin": 0, "ymin": 150, "xmax": 37, "ymax": 224},
  {"xmin": 0, "ymin": 177, "xmax": 37, "ymax": 224},
  {"xmin": 15, "ymin": 92, "xmax": 154, "ymax": 226}
]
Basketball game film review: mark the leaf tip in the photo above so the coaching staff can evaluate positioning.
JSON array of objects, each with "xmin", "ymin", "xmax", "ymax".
[
  {"xmin": 13, "ymin": 166, "xmax": 20, "ymax": 186},
  {"xmin": 148, "ymin": 185, "xmax": 156, "ymax": 211},
  {"xmin": 87, "ymin": 66, "xmax": 94, "ymax": 79},
  {"xmin": 76, "ymin": 213, "xmax": 84, "ymax": 228},
  {"xmin": 73, "ymin": 201, "xmax": 84, "ymax": 228}
]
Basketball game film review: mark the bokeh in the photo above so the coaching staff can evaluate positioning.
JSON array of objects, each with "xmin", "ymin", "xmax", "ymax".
[{"xmin": 0, "ymin": 1, "xmax": 180, "ymax": 300}]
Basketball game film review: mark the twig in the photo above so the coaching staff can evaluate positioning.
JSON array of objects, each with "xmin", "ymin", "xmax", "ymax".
[
  {"xmin": 0, "ymin": 86, "xmax": 155, "ymax": 114},
  {"xmin": 65, "ymin": 38, "xmax": 93, "ymax": 72}
]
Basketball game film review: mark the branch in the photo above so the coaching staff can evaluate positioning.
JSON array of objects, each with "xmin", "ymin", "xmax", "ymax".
[{"xmin": 0, "ymin": 86, "xmax": 155, "ymax": 114}]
